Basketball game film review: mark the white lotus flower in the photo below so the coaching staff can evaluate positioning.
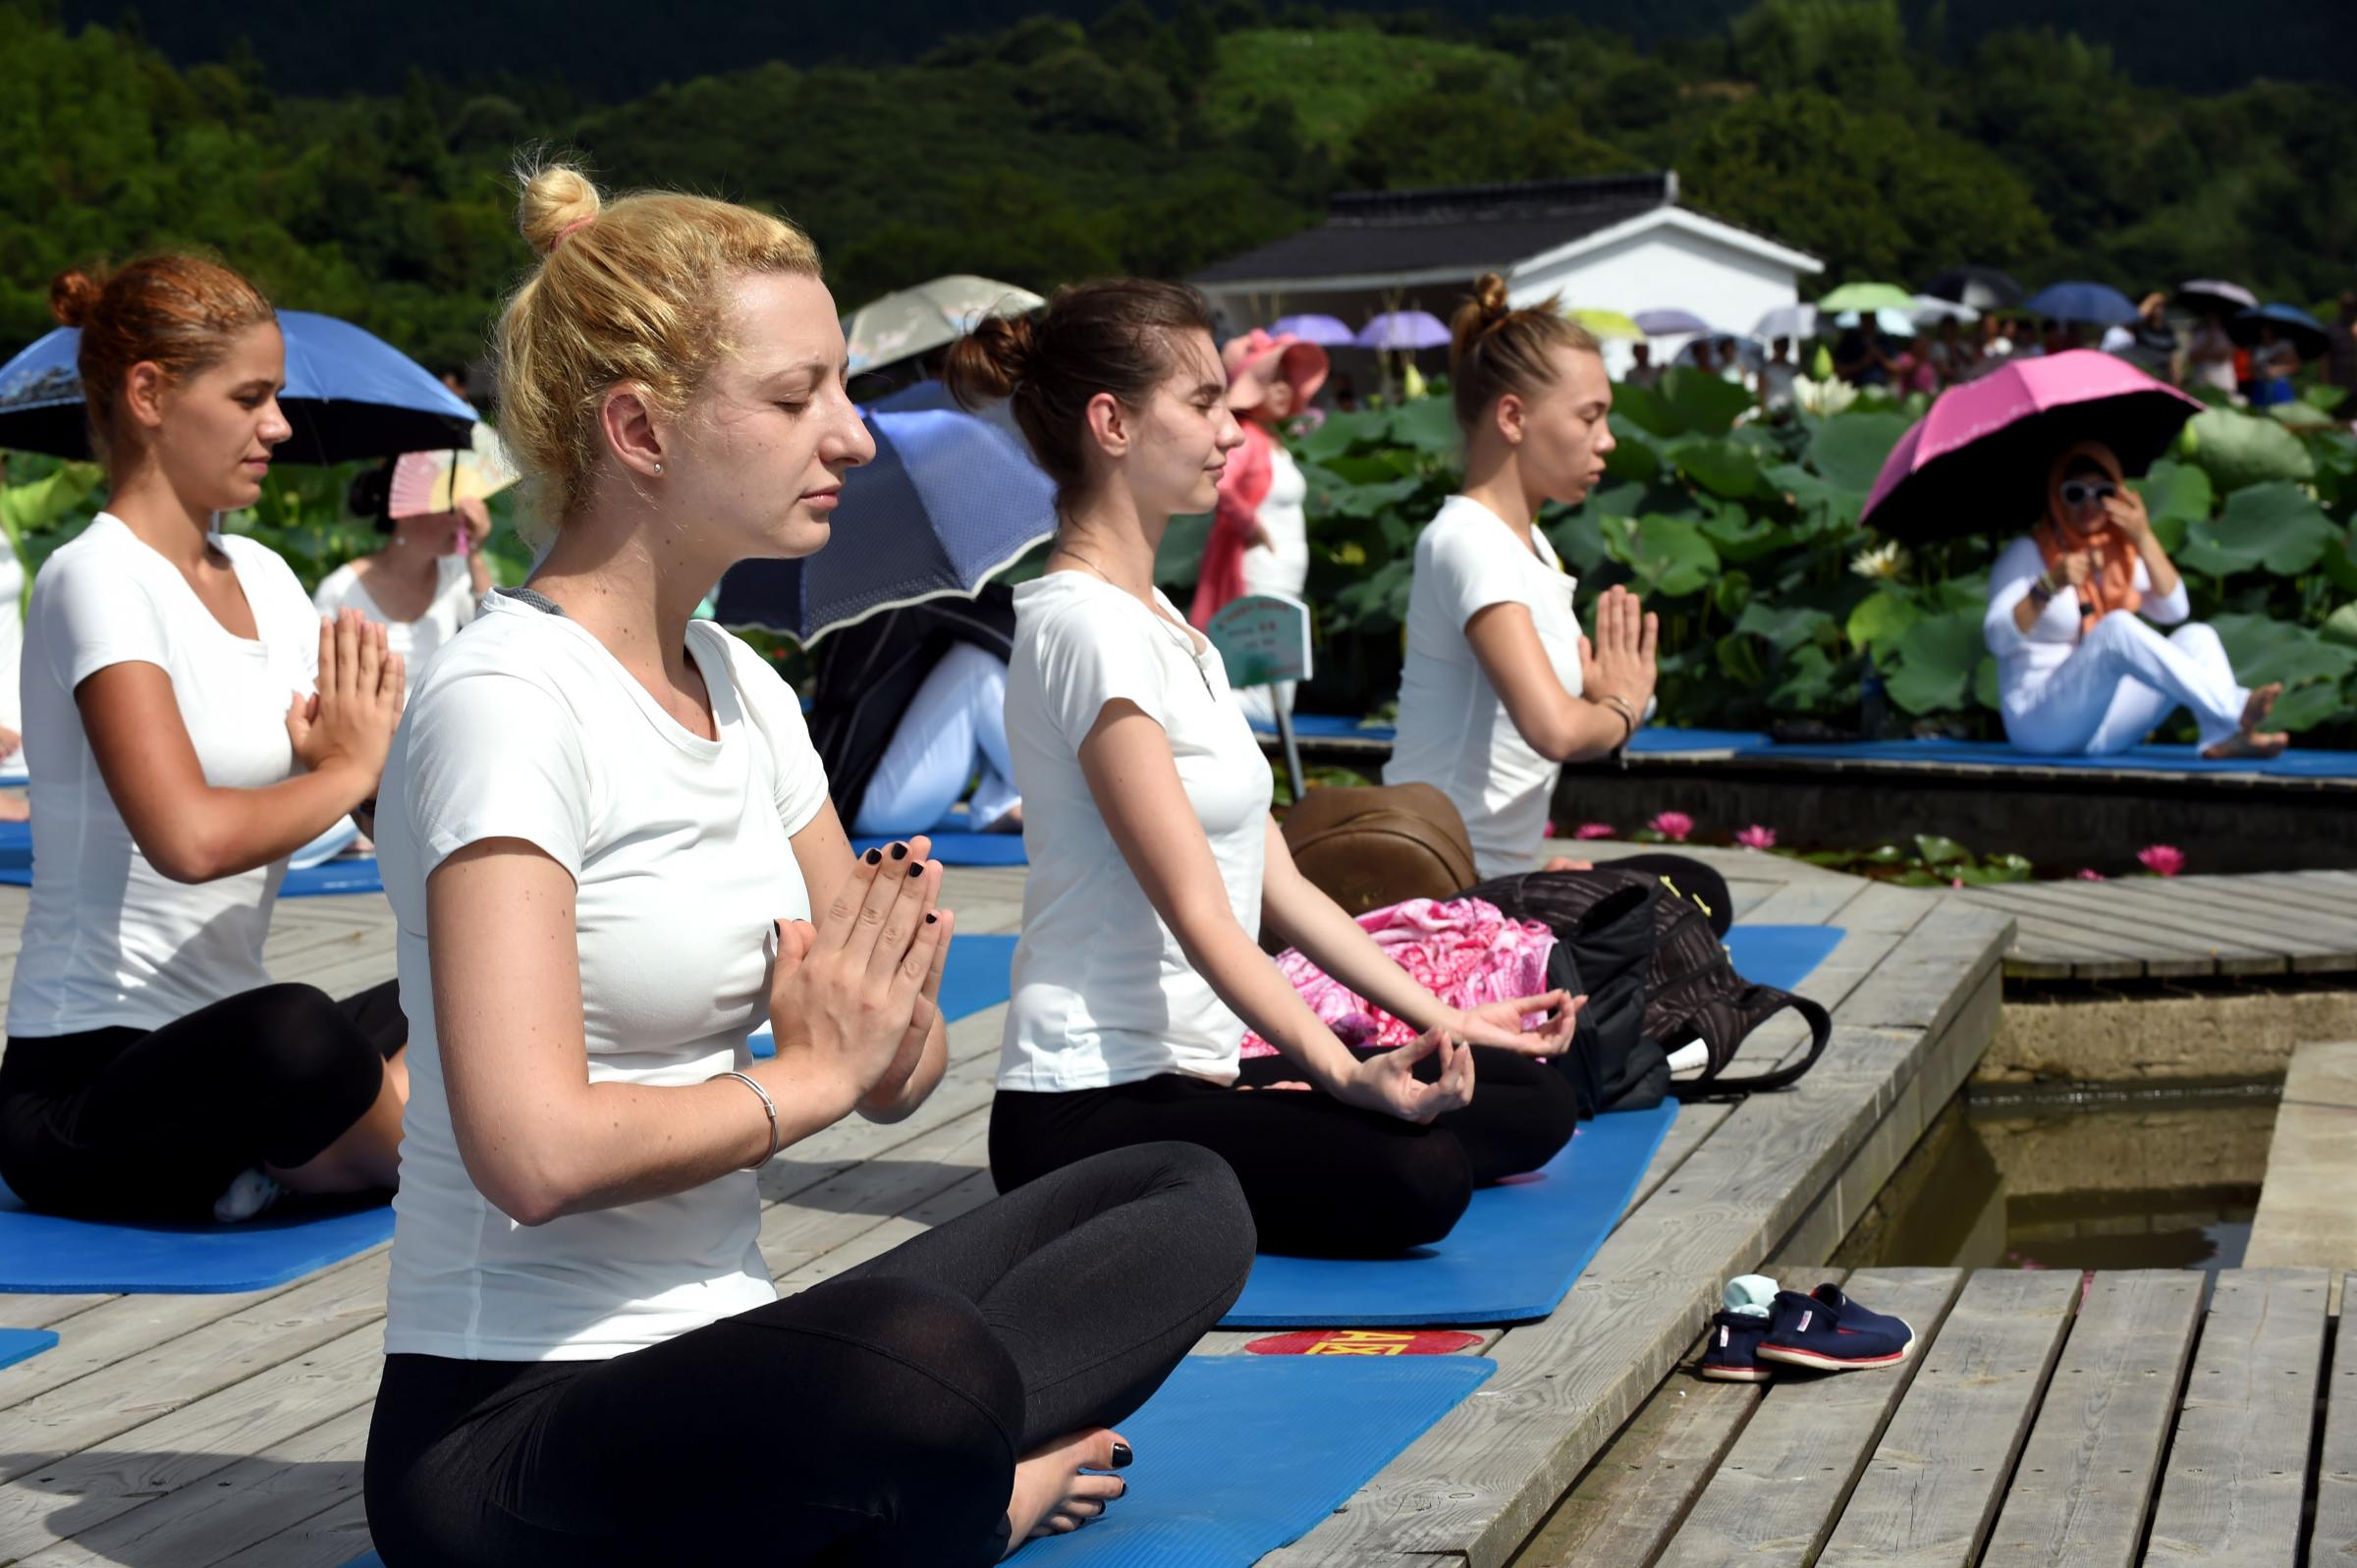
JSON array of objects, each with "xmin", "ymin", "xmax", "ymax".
[
  {"xmin": 1850, "ymin": 540, "xmax": 1907, "ymax": 579},
  {"xmin": 1792, "ymin": 375, "xmax": 1858, "ymax": 416}
]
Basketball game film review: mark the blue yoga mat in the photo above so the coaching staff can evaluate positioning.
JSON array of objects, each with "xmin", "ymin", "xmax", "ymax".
[
  {"xmin": 1751, "ymin": 735, "xmax": 2357, "ymax": 779},
  {"xmin": 1217, "ymin": 922, "xmax": 1839, "ymax": 1328},
  {"xmin": 751, "ymin": 932, "xmax": 1016, "ymax": 1058},
  {"xmin": 0, "ymin": 1183, "xmax": 395, "ymax": 1294},
  {"xmin": 1631, "ymin": 727, "xmax": 1776, "ymax": 754},
  {"xmin": 339, "ymin": 1354, "xmax": 1491, "ymax": 1568},
  {"xmin": 1218, "ymin": 1099, "xmax": 1677, "ymax": 1327},
  {"xmin": 850, "ymin": 832, "xmax": 1028, "ymax": 866},
  {"xmin": 1725, "ymin": 923, "xmax": 1846, "ymax": 991},
  {"xmin": 0, "ymin": 844, "xmax": 383, "ymax": 897},
  {"xmin": 0, "ymin": 1327, "xmax": 59, "ymax": 1370}
]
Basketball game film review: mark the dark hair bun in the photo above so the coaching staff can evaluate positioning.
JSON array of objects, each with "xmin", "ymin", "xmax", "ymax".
[
  {"xmin": 1471, "ymin": 271, "xmax": 1511, "ymax": 323},
  {"xmin": 942, "ymin": 314, "xmax": 1037, "ymax": 408},
  {"xmin": 49, "ymin": 269, "xmax": 103, "ymax": 328},
  {"xmin": 348, "ymin": 460, "xmax": 396, "ymax": 529}
]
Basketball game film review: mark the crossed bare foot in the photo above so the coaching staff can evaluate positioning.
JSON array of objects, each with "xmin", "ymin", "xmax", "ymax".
[
  {"xmin": 1005, "ymin": 1427, "xmax": 1130, "ymax": 1553},
  {"xmin": 2202, "ymin": 682, "xmax": 2290, "ymax": 761}
]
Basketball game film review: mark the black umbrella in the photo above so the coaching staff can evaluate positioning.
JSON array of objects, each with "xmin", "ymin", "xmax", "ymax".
[{"xmin": 1920, "ymin": 266, "xmax": 2025, "ymax": 313}]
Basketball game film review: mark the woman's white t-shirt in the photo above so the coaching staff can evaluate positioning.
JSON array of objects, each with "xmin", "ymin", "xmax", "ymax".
[
  {"xmin": 1240, "ymin": 445, "xmax": 1311, "ymax": 601},
  {"xmin": 0, "ymin": 536, "xmax": 26, "ymax": 745},
  {"xmin": 1385, "ymin": 496, "xmax": 1584, "ymax": 880},
  {"xmin": 999, "ymin": 572, "xmax": 1273, "ymax": 1092},
  {"xmin": 377, "ymin": 593, "xmax": 832, "ymax": 1360},
  {"xmin": 312, "ymin": 553, "xmax": 477, "ymax": 680},
  {"xmin": 9, "ymin": 515, "xmax": 318, "ymax": 1038}
]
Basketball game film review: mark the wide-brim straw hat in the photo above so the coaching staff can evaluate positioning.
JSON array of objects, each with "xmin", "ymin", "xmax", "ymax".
[{"xmin": 1223, "ymin": 329, "xmax": 1330, "ymax": 412}]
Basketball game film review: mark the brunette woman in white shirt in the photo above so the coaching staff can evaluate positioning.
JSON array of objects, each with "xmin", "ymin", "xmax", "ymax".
[
  {"xmin": 361, "ymin": 167, "xmax": 1250, "ymax": 1568},
  {"xmin": 952, "ymin": 280, "xmax": 1581, "ymax": 1261},
  {"xmin": 0, "ymin": 258, "xmax": 409, "ymax": 1228},
  {"xmin": 1385, "ymin": 273, "xmax": 1661, "ymax": 880}
]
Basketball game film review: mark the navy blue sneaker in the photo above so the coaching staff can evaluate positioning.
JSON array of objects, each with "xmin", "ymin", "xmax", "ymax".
[
  {"xmin": 1698, "ymin": 1310, "xmax": 1773, "ymax": 1382},
  {"xmin": 1754, "ymin": 1288, "xmax": 1912, "ymax": 1372},
  {"xmin": 1807, "ymin": 1282, "xmax": 1915, "ymax": 1351}
]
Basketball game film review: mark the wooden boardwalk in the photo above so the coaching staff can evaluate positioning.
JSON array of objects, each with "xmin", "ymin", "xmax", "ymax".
[
  {"xmin": 1952, "ymin": 869, "xmax": 2357, "ymax": 982},
  {"xmin": 0, "ymin": 849, "xmax": 2018, "ymax": 1565},
  {"xmin": 1525, "ymin": 1266, "xmax": 2353, "ymax": 1568}
]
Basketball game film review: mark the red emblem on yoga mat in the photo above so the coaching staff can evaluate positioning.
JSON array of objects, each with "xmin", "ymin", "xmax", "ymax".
[{"xmin": 1243, "ymin": 1328, "xmax": 1484, "ymax": 1356}]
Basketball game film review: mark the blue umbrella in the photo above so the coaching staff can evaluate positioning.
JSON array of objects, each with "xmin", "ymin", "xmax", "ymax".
[
  {"xmin": 1355, "ymin": 311, "xmax": 1452, "ymax": 351},
  {"xmin": 1634, "ymin": 308, "xmax": 1713, "ymax": 337},
  {"xmin": 1269, "ymin": 314, "xmax": 1356, "ymax": 347},
  {"xmin": 2023, "ymin": 282, "xmax": 2141, "ymax": 328},
  {"xmin": 714, "ymin": 403, "xmax": 1056, "ymax": 643},
  {"xmin": 2230, "ymin": 303, "xmax": 2329, "ymax": 359},
  {"xmin": 0, "ymin": 309, "xmax": 475, "ymax": 463}
]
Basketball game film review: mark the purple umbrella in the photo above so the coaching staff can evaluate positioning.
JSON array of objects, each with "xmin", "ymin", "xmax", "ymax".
[
  {"xmin": 1634, "ymin": 308, "xmax": 1712, "ymax": 337},
  {"xmin": 1862, "ymin": 350, "xmax": 2199, "ymax": 544},
  {"xmin": 1269, "ymin": 313, "xmax": 1356, "ymax": 347},
  {"xmin": 1355, "ymin": 311, "xmax": 1452, "ymax": 351}
]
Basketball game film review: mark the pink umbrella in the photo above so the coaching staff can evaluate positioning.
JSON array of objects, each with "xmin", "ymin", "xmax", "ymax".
[{"xmin": 1860, "ymin": 350, "xmax": 2200, "ymax": 543}]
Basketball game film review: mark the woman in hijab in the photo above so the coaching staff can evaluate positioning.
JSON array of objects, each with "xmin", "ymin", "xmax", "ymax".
[
  {"xmin": 1983, "ymin": 442, "xmax": 2284, "ymax": 758},
  {"xmin": 1189, "ymin": 329, "xmax": 1328, "ymax": 723}
]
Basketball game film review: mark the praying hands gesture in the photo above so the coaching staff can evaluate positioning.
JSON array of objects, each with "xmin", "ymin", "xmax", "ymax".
[{"xmin": 1579, "ymin": 585, "xmax": 1659, "ymax": 737}]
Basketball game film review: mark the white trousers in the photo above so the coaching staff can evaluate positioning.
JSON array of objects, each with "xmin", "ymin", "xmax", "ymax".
[
  {"xmin": 2003, "ymin": 613, "xmax": 2247, "ymax": 755},
  {"xmin": 852, "ymin": 643, "xmax": 1020, "ymax": 836}
]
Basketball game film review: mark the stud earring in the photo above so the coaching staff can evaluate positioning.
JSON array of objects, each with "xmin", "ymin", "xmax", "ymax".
[{"xmin": 652, "ymin": 461, "xmax": 664, "ymax": 475}]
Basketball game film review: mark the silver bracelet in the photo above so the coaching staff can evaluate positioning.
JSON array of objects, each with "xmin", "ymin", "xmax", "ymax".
[{"xmin": 713, "ymin": 1070, "xmax": 780, "ymax": 1168}]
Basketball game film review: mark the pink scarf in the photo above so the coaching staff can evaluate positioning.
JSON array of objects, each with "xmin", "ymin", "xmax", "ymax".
[
  {"xmin": 1189, "ymin": 420, "xmax": 1274, "ymax": 628},
  {"xmin": 1239, "ymin": 896, "xmax": 1558, "ymax": 1057}
]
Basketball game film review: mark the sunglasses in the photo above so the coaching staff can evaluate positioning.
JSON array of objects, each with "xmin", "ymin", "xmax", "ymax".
[{"xmin": 2059, "ymin": 479, "xmax": 2117, "ymax": 508}]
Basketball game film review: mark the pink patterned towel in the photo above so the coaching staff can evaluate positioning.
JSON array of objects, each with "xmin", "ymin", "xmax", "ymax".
[{"xmin": 1239, "ymin": 896, "xmax": 1558, "ymax": 1058}]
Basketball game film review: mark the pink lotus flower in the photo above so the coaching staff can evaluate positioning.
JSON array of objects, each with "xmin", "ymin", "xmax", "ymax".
[
  {"xmin": 1734, "ymin": 825, "xmax": 1777, "ymax": 850},
  {"xmin": 2138, "ymin": 844, "xmax": 2186, "ymax": 878},
  {"xmin": 1572, "ymin": 823, "xmax": 1617, "ymax": 840},
  {"xmin": 1647, "ymin": 812, "xmax": 1693, "ymax": 842},
  {"xmin": 1543, "ymin": 820, "xmax": 1558, "ymax": 838},
  {"xmin": 2074, "ymin": 868, "xmax": 2106, "ymax": 882}
]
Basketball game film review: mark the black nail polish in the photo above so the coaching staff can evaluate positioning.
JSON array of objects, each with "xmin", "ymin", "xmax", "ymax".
[
  {"xmin": 907, "ymin": 859, "xmax": 924, "ymax": 878},
  {"xmin": 864, "ymin": 848, "xmax": 882, "ymax": 865},
  {"xmin": 924, "ymin": 912, "xmax": 938, "ymax": 924},
  {"xmin": 1110, "ymin": 1441, "xmax": 1133, "ymax": 1469},
  {"xmin": 889, "ymin": 842, "xmax": 907, "ymax": 860}
]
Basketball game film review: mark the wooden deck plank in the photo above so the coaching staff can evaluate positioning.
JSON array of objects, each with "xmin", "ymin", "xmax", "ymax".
[
  {"xmin": 1980, "ymin": 1270, "xmax": 2208, "ymax": 1568},
  {"xmin": 1814, "ymin": 1268, "xmax": 2080, "ymax": 1568},
  {"xmin": 2054, "ymin": 877, "xmax": 2357, "ymax": 972},
  {"xmin": 2144, "ymin": 1268, "xmax": 2330, "ymax": 1565},
  {"xmin": 2309, "ymin": 1271, "xmax": 2357, "ymax": 1566},
  {"xmin": 2243, "ymin": 1043, "xmax": 2357, "ymax": 1309},
  {"xmin": 0, "ymin": 1295, "xmax": 114, "ymax": 1332},
  {"xmin": 228, "ymin": 1492, "xmax": 374, "ymax": 1568},
  {"xmin": 14, "ymin": 1403, "xmax": 368, "ymax": 1568},
  {"xmin": 0, "ymin": 1319, "xmax": 383, "ymax": 1558},
  {"xmin": 1952, "ymin": 889, "xmax": 2246, "ymax": 979},
  {"xmin": 1966, "ymin": 882, "xmax": 2289, "ymax": 975},
  {"xmin": 1654, "ymin": 1269, "xmax": 1966, "ymax": 1568}
]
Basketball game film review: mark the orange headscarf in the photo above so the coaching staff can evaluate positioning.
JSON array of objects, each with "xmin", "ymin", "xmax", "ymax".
[{"xmin": 2033, "ymin": 441, "xmax": 2140, "ymax": 636}]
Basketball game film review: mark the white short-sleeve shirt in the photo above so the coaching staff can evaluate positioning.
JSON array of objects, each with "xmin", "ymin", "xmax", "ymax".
[
  {"xmin": 8, "ymin": 514, "xmax": 319, "ymax": 1038},
  {"xmin": 1385, "ymin": 496, "xmax": 1584, "ymax": 879},
  {"xmin": 998, "ymin": 572, "xmax": 1273, "ymax": 1092},
  {"xmin": 312, "ymin": 553, "xmax": 479, "ymax": 682},
  {"xmin": 377, "ymin": 592, "xmax": 832, "ymax": 1360}
]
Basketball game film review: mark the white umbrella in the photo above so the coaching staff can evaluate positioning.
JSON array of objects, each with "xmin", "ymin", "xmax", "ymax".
[
  {"xmin": 1753, "ymin": 303, "xmax": 1818, "ymax": 342},
  {"xmin": 843, "ymin": 275, "xmax": 1046, "ymax": 374},
  {"xmin": 1909, "ymin": 294, "xmax": 1981, "ymax": 327}
]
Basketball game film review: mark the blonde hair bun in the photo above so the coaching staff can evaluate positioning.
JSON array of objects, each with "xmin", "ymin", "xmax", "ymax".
[
  {"xmin": 518, "ymin": 162, "xmax": 603, "ymax": 256},
  {"xmin": 1471, "ymin": 271, "xmax": 1512, "ymax": 323}
]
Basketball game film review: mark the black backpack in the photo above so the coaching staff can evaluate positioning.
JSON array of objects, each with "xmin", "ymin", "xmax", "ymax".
[{"xmin": 1460, "ymin": 864, "xmax": 1834, "ymax": 1108}]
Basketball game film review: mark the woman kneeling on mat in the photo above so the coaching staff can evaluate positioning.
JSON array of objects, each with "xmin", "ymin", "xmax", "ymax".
[
  {"xmin": 0, "ymin": 257, "xmax": 409, "ymax": 1227},
  {"xmin": 361, "ymin": 167, "xmax": 1251, "ymax": 1568},
  {"xmin": 1384, "ymin": 274, "xmax": 1660, "ymax": 881},
  {"xmin": 950, "ymin": 281, "xmax": 1584, "ymax": 1260},
  {"xmin": 1985, "ymin": 442, "xmax": 2286, "ymax": 759}
]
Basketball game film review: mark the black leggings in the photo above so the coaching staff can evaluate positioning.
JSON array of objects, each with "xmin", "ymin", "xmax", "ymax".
[
  {"xmin": 364, "ymin": 1142, "xmax": 1252, "ymax": 1568},
  {"xmin": 0, "ymin": 980, "xmax": 406, "ymax": 1220},
  {"xmin": 991, "ymin": 1045, "xmax": 1580, "ymax": 1257}
]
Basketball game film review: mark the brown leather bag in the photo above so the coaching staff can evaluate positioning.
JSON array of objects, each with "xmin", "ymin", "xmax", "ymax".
[{"xmin": 1280, "ymin": 783, "xmax": 1478, "ymax": 915}]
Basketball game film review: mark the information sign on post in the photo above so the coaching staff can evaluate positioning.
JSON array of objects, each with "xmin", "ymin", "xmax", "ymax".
[{"xmin": 1205, "ymin": 593, "xmax": 1313, "ymax": 803}]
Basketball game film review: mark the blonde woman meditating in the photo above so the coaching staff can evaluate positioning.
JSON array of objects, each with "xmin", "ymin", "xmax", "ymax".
[
  {"xmin": 1386, "ymin": 273, "xmax": 1660, "ymax": 880},
  {"xmin": 359, "ymin": 166, "xmax": 1252, "ymax": 1568}
]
